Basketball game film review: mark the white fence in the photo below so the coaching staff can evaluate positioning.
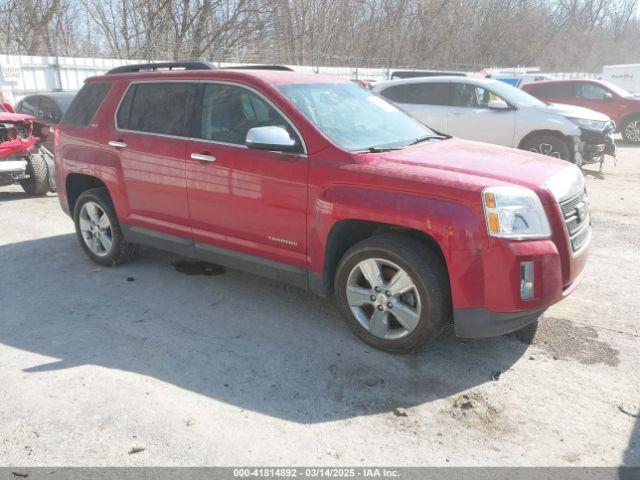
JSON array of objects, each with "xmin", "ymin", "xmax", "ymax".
[
  {"xmin": 0, "ymin": 54, "xmax": 397, "ymax": 104},
  {"xmin": 0, "ymin": 53, "xmax": 602, "ymax": 105}
]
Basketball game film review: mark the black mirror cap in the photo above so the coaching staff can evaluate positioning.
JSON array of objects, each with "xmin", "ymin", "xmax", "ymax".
[{"xmin": 246, "ymin": 140, "xmax": 303, "ymax": 153}]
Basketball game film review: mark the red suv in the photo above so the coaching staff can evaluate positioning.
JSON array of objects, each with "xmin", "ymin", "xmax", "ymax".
[
  {"xmin": 54, "ymin": 62, "xmax": 590, "ymax": 353},
  {"xmin": 523, "ymin": 79, "xmax": 640, "ymax": 144}
]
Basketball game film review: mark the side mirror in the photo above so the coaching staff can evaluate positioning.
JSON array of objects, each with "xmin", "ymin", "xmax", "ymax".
[
  {"xmin": 246, "ymin": 126, "xmax": 300, "ymax": 153},
  {"xmin": 488, "ymin": 99, "xmax": 510, "ymax": 110},
  {"xmin": 603, "ymin": 92, "xmax": 614, "ymax": 101}
]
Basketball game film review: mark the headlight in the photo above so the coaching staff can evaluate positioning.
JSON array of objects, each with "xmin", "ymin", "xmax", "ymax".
[
  {"xmin": 482, "ymin": 186, "xmax": 551, "ymax": 239},
  {"xmin": 568, "ymin": 118, "xmax": 607, "ymax": 130}
]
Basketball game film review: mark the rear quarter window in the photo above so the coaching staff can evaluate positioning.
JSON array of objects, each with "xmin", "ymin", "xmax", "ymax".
[{"xmin": 60, "ymin": 83, "xmax": 111, "ymax": 126}]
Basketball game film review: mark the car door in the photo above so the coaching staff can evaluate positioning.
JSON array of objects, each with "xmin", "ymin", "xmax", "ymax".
[
  {"xmin": 185, "ymin": 82, "xmax": 308, "ymax": 275},
  {"xmin": 378, "ymin": 82, "xmax": 449, "ymax": 132},
  {"xmin": 573, "ymin": 82, "xmax": 618, "ymax": 119},
  {"xmin": 109, "ymin": 81, "xmax": 196, "ymax": 245},
  {"xmin": 447, "ymin": 83, "xmax": 516, "ymax": 146}
]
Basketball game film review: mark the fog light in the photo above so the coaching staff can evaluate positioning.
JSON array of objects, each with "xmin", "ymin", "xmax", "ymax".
[{"xmin": 520, "ymin": 261, "xmax": 534, "ymax": 300}]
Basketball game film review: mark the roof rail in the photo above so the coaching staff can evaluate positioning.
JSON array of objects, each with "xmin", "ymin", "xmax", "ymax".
[
  {"xmin": 223, "ymin": 65, "xmax": 293, "ymax": 71},
  {"xmin": 106, "ymin": 62, "xmax": 216, "ymax": 74}
]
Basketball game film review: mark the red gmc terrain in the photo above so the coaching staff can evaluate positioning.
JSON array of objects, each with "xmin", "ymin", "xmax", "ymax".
[{"xmin": 54, "ymin": 62, "xmax": 590, "ymax": 353}]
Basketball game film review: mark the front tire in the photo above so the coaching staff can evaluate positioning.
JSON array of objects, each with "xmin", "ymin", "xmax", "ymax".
[
  {"xmin": 621, "ymin": 116, "xmax": 640, "ymax": 144},
  {"xmin": 73, "ymin": 187, "xmax": 139, "ymax": 266},
  {"xmin": 334, "ymin": 234, "xmax": 451, "ymax": 353},
  {"xmin": 20, "ymin": 153, "xmax": 50, "ymax": 195},
  {"xmin": 520, "ymin": 134, "xmax": 572, "ymax": 161}
]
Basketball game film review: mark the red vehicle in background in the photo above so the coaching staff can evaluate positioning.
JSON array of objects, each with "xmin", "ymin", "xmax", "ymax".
[
  {"xmin": 54, "ymin": 62, "xmax": 590, "ymax": 353},
  {"xmin": 0, "ymin": 110, "xmax": 54, "ymax": 195},
  {"xmin": 522, "ymin": 79, "xmax": 640, "ymax": 144}
]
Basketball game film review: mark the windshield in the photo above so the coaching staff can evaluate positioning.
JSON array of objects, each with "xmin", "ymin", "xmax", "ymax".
[
  {"xmin": 599, "ymin": 80, "xmax": 632, "ymax": 98},
  {"xmin": 278, "ymin": 82, "xmax": 436, "ymax": 151},
  {"xmin": 486, "ymin": 80, "xmax": 547, "ymax": 107}
]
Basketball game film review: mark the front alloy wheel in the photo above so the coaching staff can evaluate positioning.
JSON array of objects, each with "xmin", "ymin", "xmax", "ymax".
[
  {"xmin": 334, "ymin": 234, "xmax": 451, "ymax": 353},
  {"xmin": 346, "ymin": 258, "xmax": 421, "ymax": 340},
  {"xmin": 521, "ymin": 134, "xmax": 572, "ymax": 162},
  {"xmin": 623, "ymin": 119, "xmax": 640, "ymax": 144}
]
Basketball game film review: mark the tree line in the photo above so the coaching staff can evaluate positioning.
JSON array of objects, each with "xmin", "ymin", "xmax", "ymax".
[{"xmin": 0, "ymin": 0, "xmax": 638, "ymax": 72}]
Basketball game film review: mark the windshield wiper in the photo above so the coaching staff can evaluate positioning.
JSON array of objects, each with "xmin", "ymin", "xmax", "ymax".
[
  {"xmin": 357, "ymin": 145, "xmax": 403, "ymax": 153},
  {"xmin": 408, "ymin": 135, "xmax": 448, "ymax": 145}
]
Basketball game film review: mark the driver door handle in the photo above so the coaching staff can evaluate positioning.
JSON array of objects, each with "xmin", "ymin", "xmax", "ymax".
[
  {"xmin": 191, "ymin": 152, "xmax": 216, "ymax": 162},
  {"xmin": 108, "ymin": 140, "xmax": 128, "ymax": 148}
]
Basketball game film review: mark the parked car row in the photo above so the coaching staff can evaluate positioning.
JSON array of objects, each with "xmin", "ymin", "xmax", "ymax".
[{"xmin": 50, "ymin": 62, "xmax": 591, "ymax": 353}]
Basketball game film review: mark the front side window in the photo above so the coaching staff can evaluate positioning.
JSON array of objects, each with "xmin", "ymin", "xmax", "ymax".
[
  {"xmin": 452, "ymin": 84, "xmax": 493, "ymax": 108},
  {"xmin": 38, "ymin": 97, "xmax": 62, "ymax": 123},
  {"xmin": 117, "ymin": 82, "xmax": 195, "ymax": 136},
  {"xmin": 279, "ymin": 82, "xmax": 436, "ymax": 151},
  {"xmin": 197, "ymin": 83, "xmax": 298, "ymax": 146},
  {"xmin": 578, "ymin": 83, "xmax": 609, "ymax": 100}
]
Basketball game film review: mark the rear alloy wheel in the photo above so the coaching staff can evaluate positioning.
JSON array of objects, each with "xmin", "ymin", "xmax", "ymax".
[
  {"xmin": 622, "ymin": 117, "xmax": 640, "ymax": 144},
  {"xmin": 78, "ymin": 201, "xmax": 114, "ymax": 258},
  {"xmin": 335, "ymin": 234, "xmax": 451, "ymax": 353},
  {"xmin": 521, "ymin": 134, "xmax": 572, "ymax": 161},
  {"xmin": 73, "ymin": 188, "xmax": 139, "ymax": 266}
]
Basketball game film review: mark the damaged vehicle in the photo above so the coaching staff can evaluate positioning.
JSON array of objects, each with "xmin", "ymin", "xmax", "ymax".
[
  {"xmin": 373, "ymin": 76, "xmax": 616, "ymax": 170},
  {"xmin": 0, "ymin": 112, "xmax": 54, "ymax": 195}
]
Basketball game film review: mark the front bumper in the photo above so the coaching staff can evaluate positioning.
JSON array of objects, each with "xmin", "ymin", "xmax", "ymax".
[
  {"xmin": 451, "ymin": 232, "xmax": 588, "ymax": 338},
  {"xmin": 574, "ymin": 123, "xmax": 616, "ymax": 166},
  {"xmin": 454, "ymin": 307, "xmax": 545, "ymax": 338},
  {"xmin": 0, "ymin": 158, "xmax": 28, "ymax": 186}
]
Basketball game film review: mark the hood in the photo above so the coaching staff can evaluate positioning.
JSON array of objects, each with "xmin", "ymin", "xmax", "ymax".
[
  {"xmin": 537, "ymin": 103, "xmax": 610, "ymax": 122},
  {"xmin": 359, "ymin": 138, "xmax": 570, "ymax": 200},
  {"xmin": 0, "ymin": 112, "xmax": 36, "ymax": 123}
]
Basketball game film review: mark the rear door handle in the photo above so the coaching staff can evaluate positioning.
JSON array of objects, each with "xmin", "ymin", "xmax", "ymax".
[
  {"xmin": 108, "ymin": 140, "xmax": 128, "ymax": 148},
  {"xmin": 191, "ymin": 152, "xmax": 216, "ymax": 162}
]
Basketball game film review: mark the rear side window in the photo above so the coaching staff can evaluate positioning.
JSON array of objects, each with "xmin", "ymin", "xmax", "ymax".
[
  {"xmin": 61, "ymin": 83, "xmax": 111, "ymax": 125},
  {"xmin": 117, "ymin": 82, "xmax": 195, "ymax": 137},
  {"xmin": 17, "ymin": 96, "xmax": 40, "ymax": 116},
  {"xmin": 380, "ymin": 83, "xmax": 449, "ymax": 105},
  {"xmin": 531, "ymin": 83, "xmax": 575, "ymax": 98}
]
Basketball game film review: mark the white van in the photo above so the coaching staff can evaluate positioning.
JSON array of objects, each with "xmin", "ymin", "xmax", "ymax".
[{"xmin": 602, "ymin": 64, "xmax": 640, "ymax": 96}]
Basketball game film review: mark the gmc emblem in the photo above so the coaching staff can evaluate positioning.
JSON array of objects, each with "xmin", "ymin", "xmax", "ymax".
[{"xmin": 575, "ymin": 201, "xmax": 588, "ymax": 222}]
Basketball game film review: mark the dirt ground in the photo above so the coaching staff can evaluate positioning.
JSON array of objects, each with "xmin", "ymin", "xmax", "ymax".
[{"xmin": 0, "ymin": 143, "xmax": 638, "ymax": 466}]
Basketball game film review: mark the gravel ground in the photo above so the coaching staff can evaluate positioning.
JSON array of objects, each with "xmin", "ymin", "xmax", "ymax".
[{"xmin": 0, "ymin": 145, "xmax": 638, "ymax": 466}]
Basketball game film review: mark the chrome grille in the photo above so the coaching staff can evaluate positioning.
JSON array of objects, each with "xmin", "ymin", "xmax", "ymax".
[{"xmin": 560, "ymin": 191, "xmax": 590, "ymax": 253}]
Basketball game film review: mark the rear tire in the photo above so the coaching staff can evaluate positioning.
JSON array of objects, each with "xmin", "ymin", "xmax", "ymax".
[
  {"xmin": 621, "ymin": 116, "xmax": 640, "ymax": 144},
  {"xmin": 73, "ymin": 187, "xmax": 139, "ymax": 266},
  {"xmin": 520, "ymin": 134, "xmax": 572, "ymax": 162},
  {"xmin": 20, "ymin": 153, "xmax": 50, "ymax": 195},
  {"xmin": 334, "ymin": 234, "xmax": 451, "ymax": 353}
]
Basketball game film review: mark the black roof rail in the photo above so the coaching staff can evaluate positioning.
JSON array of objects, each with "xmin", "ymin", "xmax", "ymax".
[
  {"xmin": 106, "ymin": 62, "xmax": 216, "ymax": 74},
  {"xmin": 223, "ymin": 65, "xmax": 293, "ymax": 71}
]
